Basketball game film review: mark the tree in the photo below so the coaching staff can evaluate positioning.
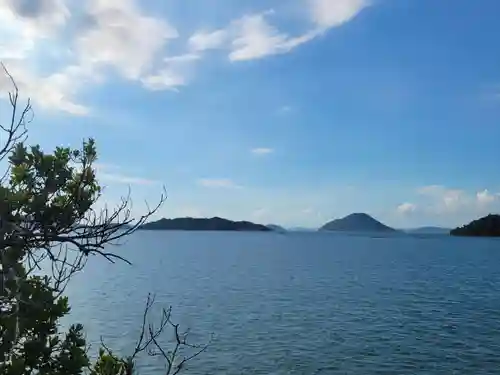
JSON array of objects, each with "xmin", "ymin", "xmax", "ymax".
[{"xmin": 0, "ymin": 65, "xmax": 209, "ymax": 374}]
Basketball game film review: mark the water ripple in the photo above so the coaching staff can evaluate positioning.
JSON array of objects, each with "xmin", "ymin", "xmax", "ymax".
[{"xmin": 63, "ymin": 231, "xmax": 500, "ymax": 374}]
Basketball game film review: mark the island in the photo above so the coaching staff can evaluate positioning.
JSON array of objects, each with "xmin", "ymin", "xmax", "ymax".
[
  {"xmin": 319, "ymin": 213, "xmax": 396, "ymax": 232},
  {"xmin": 138, "ymin": 217, "xmax": 271, "ymax": 231},
  {"xmin": 450, "ymin": 214, "xmax": 500, "ymax": 237}
]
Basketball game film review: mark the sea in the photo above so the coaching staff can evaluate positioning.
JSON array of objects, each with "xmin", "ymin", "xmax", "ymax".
[{"xmin": 61, "ymin": 230, "xmax": 500, "ymax": 374}]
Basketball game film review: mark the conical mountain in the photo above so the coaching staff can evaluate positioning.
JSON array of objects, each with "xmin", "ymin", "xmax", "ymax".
[{"xmin": 319, "ymin": 213, "xmax": 396, "ymax": 232}]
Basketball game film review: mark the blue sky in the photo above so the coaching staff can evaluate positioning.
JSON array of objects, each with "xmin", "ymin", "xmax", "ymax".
[{"xmin": 1, "ymin": 0, "xmax": 500, "ymax": 228}]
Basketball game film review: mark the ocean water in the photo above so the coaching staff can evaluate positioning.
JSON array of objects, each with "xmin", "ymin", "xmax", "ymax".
[{"xmin": 62, "ymin": 231, "xmax": 500, "ymax": 374}]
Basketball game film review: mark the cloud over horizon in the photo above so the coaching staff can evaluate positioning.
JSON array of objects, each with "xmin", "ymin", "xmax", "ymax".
[{"xmin": 396, "ymin": 185, "xmax": 500, "ymax": 225}]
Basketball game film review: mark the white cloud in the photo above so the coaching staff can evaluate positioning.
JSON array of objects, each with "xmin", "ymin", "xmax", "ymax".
[
  {"xmin": 229, "ymin": 12, "xmax": 318, "ymax": 62},
  {"xmin": 0, "ymin": 0, "xmax": 184, "ymax": 113},
  {"xmin": 140, "ymin": 70, "xmax": 186, "ymax": 91},
  {"xmin": 309, "ymin": 0, "xmax": 370, "ymax": 29},
  {"xmin": 0, "ymin": 63, "xmax": 90, "ymax": 115},
  {"xmin": 197, "ymin": 178, "xmax": 242, "ymax": 189},
  {"xmin": 417, "ymin": 185, "xmax": 467, "ymax": 214},
  {"xmin": 141, "ymin": 54, "xmax": 200, "ymax": 91},
  {"xmin": 0, "ymin": 0, "xmax": 374, "ymax": 114},
  {"xmin": 229, "ymin": 12, "xmax": 288, "ymax": 61},
  {"xmin": 76, "ymin": 0, "xmax": 178, "ymax": 80},
  {"xmin": 396, "ymin": 202, "xmax": 416, "ymax": 215},
  {"xmin": 477, "ymin": 189, "xmax": 497, "ymax": 205},
  {"xmin": 93, "ymin": 163, "xmax": 159, "ymax": 185},
  {"xmin": 0, "ymin": 0, "xmax": 69, "ymax": 40},
  {"xmin": 442, "ymin": 190, "xmax": 464, "ymax": 211},
  {"xmin": 0, "ymin": 0, "xmax": 87, "ymax": 114},
  {"xmin": 227, "ymin": 0, "xmax": 371, "ymax": 62},
  {"xmin": 251, "ymin": 147, "xmax": 274, "ymax": 155},
  {"xmin": 413, "ymin": 185, "xmax": 500, "ymax": 217},
  {"xmin": 188, "ymin": 29, "xmax": 228, "ymax": 52}
]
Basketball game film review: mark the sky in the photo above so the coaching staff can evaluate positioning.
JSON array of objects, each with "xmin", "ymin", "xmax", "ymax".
[{"xmin": 0, "ymin": 0, "xmax": 500, "ymax": 229}]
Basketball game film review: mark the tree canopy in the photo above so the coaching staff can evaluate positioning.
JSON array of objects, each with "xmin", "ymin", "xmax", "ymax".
[{"xmin": 0, "ymin": 65, "xmax": 208, "ymax": 374}]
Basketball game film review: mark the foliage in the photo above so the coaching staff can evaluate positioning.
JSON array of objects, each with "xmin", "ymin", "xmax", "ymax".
[
  {"xmin": 450, "ymin": 214, "xmax": 500, "ymax": 237},
  {"xmin": 0, "ymin": 65, "xmax": 209, "ymax": 374}
]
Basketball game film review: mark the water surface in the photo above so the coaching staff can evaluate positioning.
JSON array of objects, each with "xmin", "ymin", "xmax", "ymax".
[{"xmin": 64, "ymin": 231, "xmax": 500, "ymax": 374}]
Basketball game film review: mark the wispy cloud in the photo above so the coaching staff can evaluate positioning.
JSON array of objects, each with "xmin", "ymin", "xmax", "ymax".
[
  {"xmin": 99, "ymin": 173, "xmax": 159, "ymax": 186},
  {"xmin": 93, "ymin": 163, "xmax": 159, "ymax": 186},
  {"xmin": 188, "ymin": 29, "xmax": 228, "ymax": 52},
  {"xmin": 251, "ymin": 147, "xmax": 274, "ymax": 155},
  {"xmin": 0, "ymin": 0, "xmax": 373, "ymax": 114},
  {"xmin": 197, "ymin": 178, "xmax": 242, "ymax": 189},
  {"xmin": 227, "ymin": 0, "xmax": 370, "ymax": 62},
  {"xmin": 141, "ymin": 54, "xmax": 201, "ymax": 91},
  {"xmin": 228, "ymin": 11, "xmax": 318, "ymax": 62}
]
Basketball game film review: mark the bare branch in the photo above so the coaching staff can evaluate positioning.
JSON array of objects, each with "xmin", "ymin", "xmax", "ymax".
[
  {"xmin": 99, "ymin": 294, "xmax": 211, "ymax": 374},
  {"xmin": 0, "ymin": 62, "xmax": 32, "ymax": 163}
]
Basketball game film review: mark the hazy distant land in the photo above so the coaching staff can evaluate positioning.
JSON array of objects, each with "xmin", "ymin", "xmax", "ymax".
[{"xmin": 404, "ymin": 227, "xmax": 451, "ymax": 235}]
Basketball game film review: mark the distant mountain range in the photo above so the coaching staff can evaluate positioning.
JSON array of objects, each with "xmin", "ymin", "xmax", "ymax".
[
  {"xmin": 137, "ymin": 213, "xmax": 500, "ymax": 236},
  {"xmin": 139, "ymin": 217, "xmax": 271, "ymax": 232},
  {"xmin": 319, "ymin": 213, "xmax": 396, "ymax": 233},
  {"xmin": 404, "ymin": 227, "xmax": 451, "ymax": 235},
  {"xmin": 288, "ymin": 227, "xmax": 316, "ymax": 232}
]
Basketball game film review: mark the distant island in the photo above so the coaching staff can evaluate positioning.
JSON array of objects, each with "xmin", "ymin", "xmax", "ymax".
[
  {"xmin": 319, "ymin": 213, "xmax": 396, "ymax": 232},
  {"xmin": 288, "ymin": 227, "xmax": 316, "ymax": 232},
  {"xmin": 266, "ymin": 224, "xmax": 286, "ymax": 232},
  {"xmin": 139, "ymin": 217, "xmax": 271, "ymax": 232},
  {"xmin": 405, "ymin": 227, "xmax": 451, "ymax": 235},
  {"xmin": 450, "ymin": 214, "xmax": 500, "ymax": 237}
]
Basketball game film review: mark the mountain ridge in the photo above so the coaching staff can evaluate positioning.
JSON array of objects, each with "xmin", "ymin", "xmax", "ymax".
[{"xmin": 139, "ymin": 217, "xmax": 271, "ymax": 232}]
